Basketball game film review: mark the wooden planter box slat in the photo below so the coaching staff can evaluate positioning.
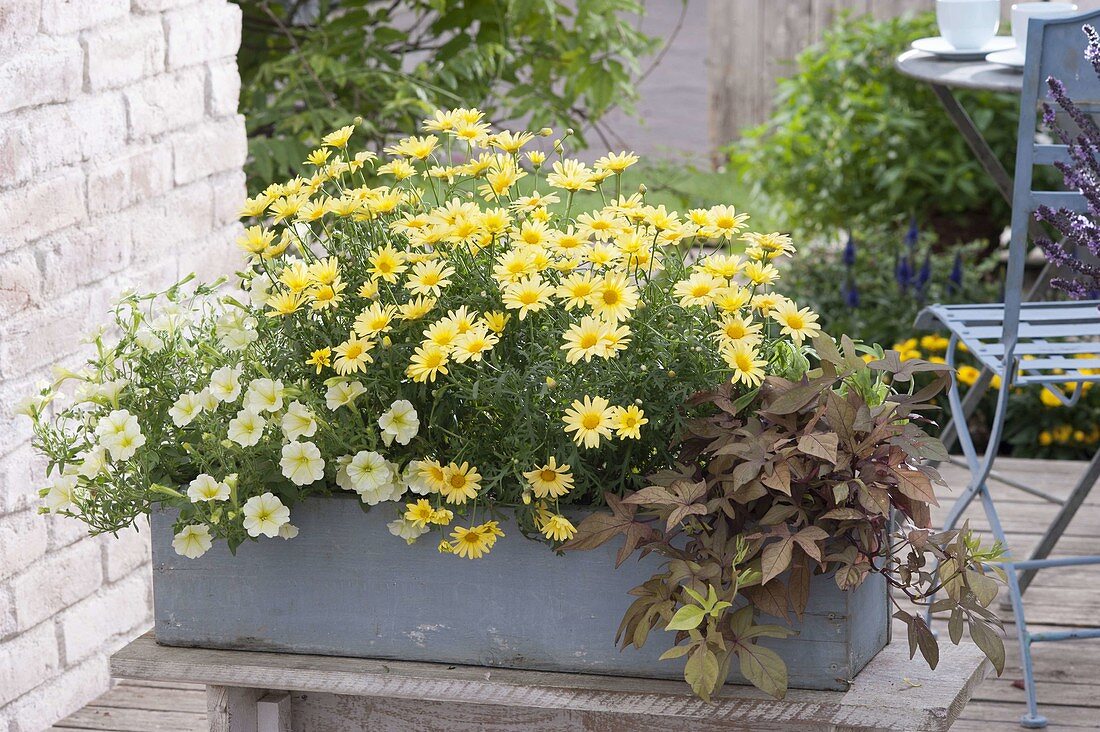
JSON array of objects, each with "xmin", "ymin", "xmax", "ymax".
[{"xmin": 151, "ymin": 497, "xmax": 889, "ymax": 691}]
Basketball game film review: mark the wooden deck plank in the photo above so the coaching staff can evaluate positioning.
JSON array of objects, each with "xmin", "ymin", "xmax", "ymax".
[{"xmin": 53, "ymin": 457, "xmax": 1100, "ymax": 730}]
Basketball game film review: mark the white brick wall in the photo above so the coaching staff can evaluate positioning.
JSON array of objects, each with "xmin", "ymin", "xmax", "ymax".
[{"xmin": 0, "ymin": 1, "xmax": 245, "ymax": 729}]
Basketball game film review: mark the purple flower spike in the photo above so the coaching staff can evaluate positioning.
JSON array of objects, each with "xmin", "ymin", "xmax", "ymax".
[{"xmin": 843, "ymin": 232, "xmax": 857, "ymax": 267}]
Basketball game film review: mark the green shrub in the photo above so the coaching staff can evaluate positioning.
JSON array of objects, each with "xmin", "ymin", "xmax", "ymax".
[
  {"xmin": 238, "ymin": 0, "xmax": 657, "ymax": 193},
  {"xmin": 730, "ymin": 12, "xmax": 1019, "ymax": 244}
]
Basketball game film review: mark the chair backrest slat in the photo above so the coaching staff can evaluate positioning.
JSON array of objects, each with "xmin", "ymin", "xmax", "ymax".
[{"xmin": 1002, "ymin": 9, "xmax": 1100, "ymax": 352}]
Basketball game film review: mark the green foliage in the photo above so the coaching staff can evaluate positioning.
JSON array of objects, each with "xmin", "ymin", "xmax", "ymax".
[
  {"xmin": 730, "ymin": 12, "xmax": 1019, "ymax": 243},
  {"xmin": 238, "ymin": 0, "xmax": 658, "ymax": 192},
  {"xmin": 567, "ymin": 339, "xmax": 1006, "ymax": 700}
]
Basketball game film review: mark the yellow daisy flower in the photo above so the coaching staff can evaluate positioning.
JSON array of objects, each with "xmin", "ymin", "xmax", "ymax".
[
  {"xmin": 406, "ymin": 344, "xmax": 450, "ymax": 382},
  {"xmin": 723, "ymin": 342, "xmax": 767, "ymax": 388},
  {"xmin": 502, "ymin": 276, "xmax": 554, "ymax": 320},
  {"xmin": 562, "ymin": 395, "xmax": 615, "ymax": 449},
  {"xmin": 440, "ymin": 462, "xmax": 481, "ymax": 505},
  {"xmin": 333, "ymin": 335, "xmax": 375, "ymax": 375},
  {"xmin": 610, "ymin": 405, "xmax": 648, "ymax": 440},
  {"xmin": 540, "ymin": 514, "xmax": 577, "ymax": 542},
  {"xmin": 522, "ymin": 457, "xmax": 574, "ymax": 499},
  {"xmin": 770, "ymin": 300, "xmax": 822, "ymax": 346}
]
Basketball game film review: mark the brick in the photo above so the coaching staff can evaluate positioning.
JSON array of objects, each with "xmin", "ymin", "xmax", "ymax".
[
  {"xmin": 124, "ymin": 68, "xmax": 206, "ymax": 140},
  {"xmin": 0, "ymin": 1, "xmax": 40, "ymax": 54},
  {"xmin": 13, "ymin": 93, "xmax": 128, "ymax": 175},
  {"xmin": 0, "ymin": 37, "xmax": 83, "ymax": 116},
  {"xmin": 0, "ymin": 169, "xmax": 86, "ymax": 251},
  {"xmin": 178, "ymin": 222, "xmax": 241, "ymax": 282},
  {"xmin": 207, "ymin": 58, "xmax": 242, "ymax": 117},
  {"xmin": 59, "ymin": 571, "xmax": 150, "ymax": 664},
  {"xmin": 37, "ymin": 215, "xmax": 133, "ymax": 298},
  {"xmin": 130, "ymin": 179, "xmax": 215, "ymax": 267},
  {"xmin": 172, "ymin": 115, "xmax": 247, "ymax": 185},
  {"xmin": 40, "ymin": 0, "xmax": 129, "ymax": 35},
  {"xmin": 104, "ymin": 519, "xmax": 151, "ymax": 582},
  {"xmin": 0, "ymin": 511, "xmax": 48, "ymax": 582},
  {"xmin": 10, "ymin": 538, "xmax": 103, "ymax": 630},
  {"xmin": 2, "ymin": 655, "xmax": 111, "ymax": 732},
  {"xmin": 87, "ymin": 145, "xmax": 173, "ymax": 214},
  {"xmin": 0, "ymin": 439, "xmax": 45, "ymax": 513},
  {"xmin": 0, "ymin": 120, "xmax": 32, "ymax": 187},
  {"xmin": 0, "ymin": 248, "xmax": 40, "ymax": 317},
  {"xmin": 0, "ymin": 289, "xmax": 92, "ymax": 380},
  {"xmin": 47, "ymin": 512, "xmax": 93, "ymax": 551},
  {"xmin": 212, "ymin": 169, "xmax": 247, "ymax": 225},
  {"xmin": 165, "ymin": 0, "xmax": 242, "ymax": 70},
  {"xmin": 84, "ymin": 16, "xmax": 166, "ymax": 91},
  {"xmin": 133, "ymin": 0, "xmax": 205, "ymax": 11},
  {"xmin": 0, "ymin": 622, "xmax": 60, "ymax": 701},
  {"xmin": 0, "ymin": 583, "xmax": 15, "ymax": 639}
]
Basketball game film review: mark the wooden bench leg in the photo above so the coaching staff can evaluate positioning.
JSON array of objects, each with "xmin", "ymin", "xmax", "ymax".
[
  {"xmin": 207, "ymin": 685, "xmax": 266, "ymax": 732},
  {"xmin": 257, "ymin": 692, "xmax": 292, "ymax": 732}
]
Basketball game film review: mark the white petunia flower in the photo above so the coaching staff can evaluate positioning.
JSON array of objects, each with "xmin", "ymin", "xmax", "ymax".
[
  {"xmin": 244, "ymin": 378, "xmax": 285, "ymax": 413},
  {"xmin": 95, "ymin": 409, "xmax": 146, "ymax": 461},
  {"xmin": 77, "ymin": 445, "xmax": 107, "ymax": 478},
  {"xmin": 172, "ymin": 524, "xmax": 213, "ymax": 558},
  {"xmin": 279, "ymin": 441, "xmax": 325, "ymax": 485},
  {"xmin": 242, "ymin": 492, "xmax": 290, "ymax": 537},
  {"xmin": 43, "ymin": 474, "xmax": 78, "ymax": 513},
  {"xmin": 248, "ymin": 273, "xmax": 273, "ymax": 308},
  {"xmin": 93, "ymin": 378, "xmax": 129, "ymax": 404},
  {"xmin": 197, "ymin": 388, "xmax": 218, "ymax": 412},
  {"xmin": 281, "ymin": 401, "xmax": 317, "ymax": 441},
  {"xmin": 169, "ymin": 391, "xmax": 204, "ymax": 427},
  {"xmin": 401, "ymin": 460, "xmax": 435, "ymax": 495},
  {"xmin": 187, "ymin": 474, "xmax": 230, "ymax": 502},
  {"xmin": 378, "ymin": 399, "xmax": 419, "ymax": 446},
  {"xmin": 227, "ymin": 409, "xmax": 266, "ymax": 447},
  {"xmin": 278, "ymin": 523, "xmax": 299, "ymax": 540},
  {"xmin": 135, "ymin": 327, "xmax": 165, "ymax": 353},
  {"xmin": 208, "ymin": 365, "xmax": 243, "ymax": 402},
  {"xmin": 388, "ymin": 517, "xmax": 429, "ymax": 545},
  {"xmin": 216, "ymin": 312, "xmax": 259, "ymax": 352},
  {"xmin": 325, "ymin": 379, "xmax": 366, "ymax": 411},
  {"xmin": 345, "ymin": 451, "xmax": 392, "ymax": 494}
]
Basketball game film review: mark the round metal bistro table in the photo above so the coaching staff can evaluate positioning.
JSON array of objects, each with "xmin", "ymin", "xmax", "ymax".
[{"xmin": 895, "ymin": 48, "xmax": 1023, "ymax": 206}]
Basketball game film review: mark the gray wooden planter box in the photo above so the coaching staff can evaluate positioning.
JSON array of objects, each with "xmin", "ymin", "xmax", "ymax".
[{"xmin": 150, "ymin": 496, "xmax": 889, "ymax": 691}]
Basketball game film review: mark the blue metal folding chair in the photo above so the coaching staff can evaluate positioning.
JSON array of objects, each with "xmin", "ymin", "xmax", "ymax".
[{"xmin": 916, "ymin": 10, "xmax": 1100, "ymax": 729}]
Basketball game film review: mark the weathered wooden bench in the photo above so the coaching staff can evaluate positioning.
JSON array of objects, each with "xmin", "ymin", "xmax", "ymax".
[{"xmin": 110, "ymin": 632, "xmax": 988, "ymax": 731}]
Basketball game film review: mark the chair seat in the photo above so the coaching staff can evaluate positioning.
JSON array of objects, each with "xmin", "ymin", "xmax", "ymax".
[{"xmin": 916, "ymin": 300, "xmax": 1100, "ymax": 385}]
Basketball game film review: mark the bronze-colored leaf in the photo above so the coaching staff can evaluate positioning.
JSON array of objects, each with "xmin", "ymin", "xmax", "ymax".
[
  {"xmin": 761, "ymin": 537, "xmax": 794, "ymax": 585},
  {"xmin": 797, "ymin": 431, "xmax": 839, "ymax": 464},
  {"xmin": 743, "ymin": 582, "xmax": 790, "ymax": 622},
  {"xmin": 789, "ymin": 555, "xmax": 810, "ymax": 621},
  {"xmin": 890, "ymin": 466, "xmax": 939, "ymax": 507},
  {"xmin": 969, "ymin": 619, "xmax": 1006, "ymax": 675}
]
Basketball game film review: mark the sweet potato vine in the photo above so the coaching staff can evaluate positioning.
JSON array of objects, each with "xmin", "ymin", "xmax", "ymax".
[{"xmin": 565, "ymin": 335, "xmax": 1006, "ymax": 700}]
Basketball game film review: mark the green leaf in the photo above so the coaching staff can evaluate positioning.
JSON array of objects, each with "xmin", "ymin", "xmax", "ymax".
[
  {"xmin": 737, "ymin": 643, "xmax": 789, "ymax": 699},
  {"xmin": 659, "ymin": 643, "xmax": 694, "ymax": 661},
  {"xmin": 665, "ymin": 605, "xmax": 706, "ymax": 631},
  {"xmin": 684, "ymin": 645, "xmax": 722, "ymax": 702}
]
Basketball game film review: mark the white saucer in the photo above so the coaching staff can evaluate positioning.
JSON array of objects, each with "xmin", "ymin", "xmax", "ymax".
[
  {"xmin": 986, "ymin": 49, "xmax": 1026, "ymax": 70},
  {"xmin": 911, "ymin": 35, "xmax": 1016, "ymax": 60}
]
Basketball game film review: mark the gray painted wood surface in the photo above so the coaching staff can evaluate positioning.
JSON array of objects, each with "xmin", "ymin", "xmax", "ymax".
[
  {"xmin": 150, "ymin": 496, "xmax": 888, "ymax": 691},
  {"xmin": 110, "ymin": 632, "xmax": 989, "ymax": 731}
]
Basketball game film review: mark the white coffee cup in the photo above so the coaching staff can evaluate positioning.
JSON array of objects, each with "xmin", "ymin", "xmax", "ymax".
[
  {"xmin": 1012, "ymin": 2, "xmax": 1079, "ymax": 58},
  {"xmin": 937, "ymin": 0, "xmax": 1001, "ymax": 51}
]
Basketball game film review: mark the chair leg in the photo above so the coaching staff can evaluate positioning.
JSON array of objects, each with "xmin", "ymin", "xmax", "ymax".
[
  {"xmin": 978, "ymin": 488, "xmax": 1047, "ymax": 728},
  {"xmin": 1019, "ymin": 446, "xmax": 1100, "ymax": 594}
]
